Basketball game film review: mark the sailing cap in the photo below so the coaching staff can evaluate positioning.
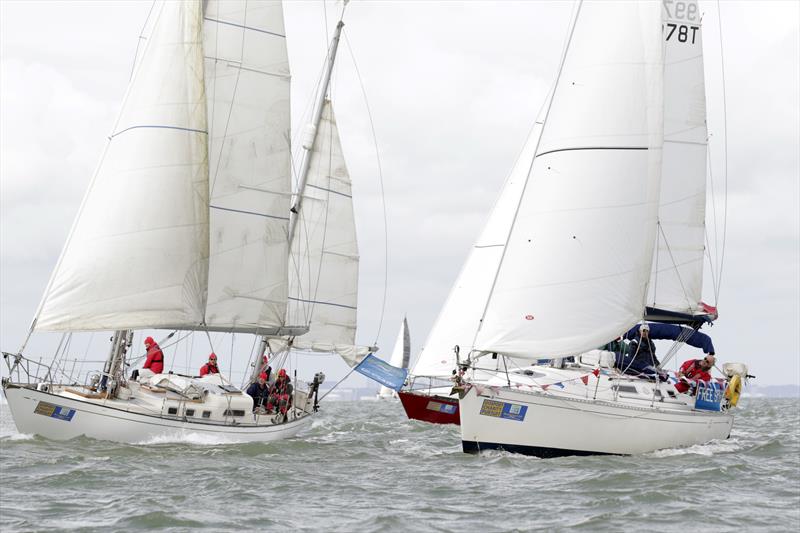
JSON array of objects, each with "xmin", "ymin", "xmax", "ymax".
[
  {"xmin": 259, "ymin": 372, "xmax": 268, "ymax": 381},
  {"xmin": 144, "ymin": 336, "xmax": 155, "ymax": 346},
  {"xmin": 209, "ymin": 353, "xmax": 217, "ymax": 360},
  {"xmin": 640, "ymin": 323, "xmax": 650, "ymax": 332},
  {"xmin": 278, "ymin": 369, "xmax": 287, "ymax": 379}
]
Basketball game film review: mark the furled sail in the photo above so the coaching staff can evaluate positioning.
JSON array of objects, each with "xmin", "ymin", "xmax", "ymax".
[
  {"xmin": 474, "ymin": 2, "xmax": 665, "ymax": 358},
  {"xmin": 647, "ymin": 0, "xmax": 708, "ymax": 314},
  {"xmin": 202, "ymin": 0, "xmax": 293, "ymax": 332},
  {"xmin": 410, "ymin": 122, "xmax": 542, "ymax": 378},
  {"xmin": 282, "ymin": 101, "xmax": 368, "ymax": 364},
  {"xmin": 35, "ymin": 1, "xmax": 209, "ymax": 332}
]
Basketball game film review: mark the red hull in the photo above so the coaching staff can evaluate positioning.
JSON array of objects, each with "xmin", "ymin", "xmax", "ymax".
[{"xmin": 398, "ymin": 390, "xmax": 460, "ymax": 425}]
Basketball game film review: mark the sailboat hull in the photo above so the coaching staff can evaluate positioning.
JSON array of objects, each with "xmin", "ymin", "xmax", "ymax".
[
  {"xmin": 3, "ymin": 384, "xmax": 312, "ymax": 444},
  {"xmin": 459, "ymin": 385, "xmax": 734, "ymax": 457},
  {"xmin": 398, "ymin": 390, "xmax": 460, "ymax": 425}
]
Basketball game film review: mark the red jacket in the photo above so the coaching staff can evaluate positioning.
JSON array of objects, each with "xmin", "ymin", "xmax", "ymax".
[
  {"xmin": 199, "ymin": 362, "xmax": 219, "ymax": 376},
  {"xmin": 143, "ymin": 344, "xmax": 164, "ymax": 374},
  {"xmin": 675, "ymin": 359, "xmax": 711, "ymax": 393}
]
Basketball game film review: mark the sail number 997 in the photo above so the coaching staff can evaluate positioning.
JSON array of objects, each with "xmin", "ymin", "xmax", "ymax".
[{"xmin": 665, "ymin": 23, "xmax": 699, "ymax": 44}]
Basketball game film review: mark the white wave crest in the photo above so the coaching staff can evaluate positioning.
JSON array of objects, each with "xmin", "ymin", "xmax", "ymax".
[
  {"xmin": 133, "ymin": 431, "xmax": 238, "ymax": 446},
  {"xmin": 0, "ymin": 431, "xmax": 35, "ymax": 441},
  {"xmin": 651, "ymin": 439, "xmax": 742, "ymax": 457}
]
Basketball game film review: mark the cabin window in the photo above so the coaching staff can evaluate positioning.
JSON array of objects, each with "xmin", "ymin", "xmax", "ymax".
[
  {"xmin": 613, "ymin": 385, "xmax": 638, "ymax": 394},
  {"xmin": 185, "ymin": 409, "xmax": 195, "ymax": 417},
  {"xmin": 202, "ymin": 411, "xmax": 211, "ymax": 418},
  {"xmin": 224, "ymin": 409, "xmax": 245, "ymax": 417},
  {"xmin": 167, "ymin": 407, "xmax": 178, "ymax": 415}
]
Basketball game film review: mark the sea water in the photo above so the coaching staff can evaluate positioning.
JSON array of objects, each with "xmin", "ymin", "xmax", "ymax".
[{"xmin": 0, "ymin": 397, "xmax": 798, "ymax": 532}]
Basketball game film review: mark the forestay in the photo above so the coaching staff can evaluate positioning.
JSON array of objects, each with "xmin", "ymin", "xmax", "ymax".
[
  {"xmin": 647, "ymin": 0, "xmax": 708, "ymax": 314},
  {"xmin": 36, "ymin": 1, "xmax": 210, "ymax": 332},
  {"xmin": 203, "ymin": 0, "xmax": 292, "ymax": 331},
  {"xmin": 411, "ymin": 122, "xmax": 542, "ymax": 378},
  {"xmin": 474, "ymin": 2, "xmax": 665, "ymax": 359}
]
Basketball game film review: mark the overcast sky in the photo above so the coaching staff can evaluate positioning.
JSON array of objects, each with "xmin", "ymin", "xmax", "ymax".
[{"xmin": 1, "ymin": 1, "xmax": 798, "ymax": 388}]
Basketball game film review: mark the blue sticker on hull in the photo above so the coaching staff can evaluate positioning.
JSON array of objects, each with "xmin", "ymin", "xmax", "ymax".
[
  {"xmin": 34, "ymin": 401, "xmax": 76, "ymax": 422},
  {"xmin": 426, "ymin": 400, "xmax": 457, "ymax": 414},
  {"xmin": 480, "ymin": 399, "xmax": 527, "ymax": 421}
]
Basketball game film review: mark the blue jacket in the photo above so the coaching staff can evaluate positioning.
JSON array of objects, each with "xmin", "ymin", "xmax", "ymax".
[{"xmin": 246, "ymin": 382, "xmax": 270, "ymax": 409}]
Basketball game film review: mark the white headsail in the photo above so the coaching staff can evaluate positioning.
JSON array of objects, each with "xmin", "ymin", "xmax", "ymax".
[
  {"xmin": 36, "ymin": 1, "xmax": 209, "ymax": 332},
  {"xmin": 648, "ymin": 0, "xmax": 708, "ymax": 314},
  {"xmin": 282, "ymin": 101, "xmax": 369, "ymax": 365},
  {"xmin": 411, "ymin": 122, "xmax": 542, "ymax": 378},
  {"xmin": 474, "ymin": 2, "xmax": 665, "ymax": 358},
  {"xmin": 203, "ymin": 0, "xmax": 293, "ymax": 332}
]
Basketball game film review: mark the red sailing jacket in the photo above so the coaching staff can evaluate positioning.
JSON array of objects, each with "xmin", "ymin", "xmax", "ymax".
[
  {"xmin": 675, "ymin": 359, "xmax": 711, "ymax": 393},
  {"xmin": 143, "ymin": 344, "xmax": 164, "ymax": 374},
  {"xmin": 199, "ymin": 362, "xmax": 219, "ymax": 376}
]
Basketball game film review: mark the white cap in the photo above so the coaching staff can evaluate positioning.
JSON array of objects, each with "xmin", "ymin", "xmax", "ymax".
[{"xmin": 640, "ymin": 323, "xmax": 650, "ymax": 332}]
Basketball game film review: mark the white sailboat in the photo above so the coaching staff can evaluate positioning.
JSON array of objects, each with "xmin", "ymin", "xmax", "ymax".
[
  {"xmin": 2, "ymin": 0, "xmax": 368, "ymax": 443},
  {"xmin": 451, "ymin": 0, "xmax": 749, "ymax": 456},
  {"xmin": 377, "ymin": 317, "xmax": 411, "ymax": 400}
]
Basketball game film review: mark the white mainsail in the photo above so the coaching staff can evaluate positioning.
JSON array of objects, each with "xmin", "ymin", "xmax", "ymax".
[
  {"xmin": 378, "ymin": 317, "xmax": 410, "ymax": 398},
  {"xmin": 282, "ymin": 100, "xmax": 369, "ymax": 365},
  {"xmin": 410, "ymin": 122, "xmax": 542, "ymax": 378},
  {"xmin": 36, "ymin": 1, "xmax": 210, "ymax": 332},
  {"xmin": 648, "ymin": 0, "xmax": 708, "ymax": 314},
  {"xmin": 34, "ymin": 1, "xmax": 300, "ymax": 335},
  {"xmin": 203, "ymin": 0, "xmax": 292, "ymax": 331},
  {"xmin": 474, "ymin": 2, "xmax": 665, "ymax": 358}
]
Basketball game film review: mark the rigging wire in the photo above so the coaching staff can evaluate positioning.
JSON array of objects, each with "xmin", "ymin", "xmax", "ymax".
[
  {"xmin": 128, "ymin": 0, "xmax": 158, "ymax": 81},
  {"xmin": 342, "ymin": 31, "xmax": 390, "ymax": 347},
  {"xmin": 713, "ymin": 0, "xmax": 730, "ymax": 304}
]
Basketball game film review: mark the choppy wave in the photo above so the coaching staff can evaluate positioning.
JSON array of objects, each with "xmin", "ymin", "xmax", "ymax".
[{"xmin": 1, "ymin": 398, "xmax": 798, "ymax": 532}]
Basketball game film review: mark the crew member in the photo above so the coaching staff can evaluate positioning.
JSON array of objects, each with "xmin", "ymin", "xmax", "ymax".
[
  {"xmin": 246, "ymin": 372, "xmax": 271, "ymax": 412},
  {"xmin": 266, "ymin": 369, "xmax": 293, "ymax": 417},
  {"xmin": 675, "ymin": 355, "xmax": 715, "ymax": 394},
  {"xmin": 616, "ymin": 323, "xmax": 664, "ymax": 379},
  {"xmin": 199, "ymin": 353, "xmax": 220, "ymax": 376},
  {"xmin": 132, "ymin": 336, "xmax": 164, "ymax": 381}
]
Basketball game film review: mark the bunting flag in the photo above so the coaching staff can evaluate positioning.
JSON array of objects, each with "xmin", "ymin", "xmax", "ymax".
[
  {"xmin": 553, "ymin": 382, "xmax": 565, "ymax": 389},
  {"xmin": 541, "ymin": 384, "xmax": 550, "ymax": 391},
  {"xmin": 592, "ymin": 368, "xmax": 600, "ymax": 377},
  {"xmin": 580, "ymin": 375, "xmax": 589, "ymax": 385}
]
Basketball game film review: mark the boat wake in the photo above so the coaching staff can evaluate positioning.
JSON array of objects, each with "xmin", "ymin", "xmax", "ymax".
[
  {"xmin": 650, "ymin": 438, "xmax": 743, "ymax": 457},
  {"xmin": 133, "ymin": 432, "xmax": 238, "ymax": 447}
]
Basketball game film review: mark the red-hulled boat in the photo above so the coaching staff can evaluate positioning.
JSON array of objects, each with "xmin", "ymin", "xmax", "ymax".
[{"xmin": 398, "ymin": 390, "xmax": 460, "ymax": 425}]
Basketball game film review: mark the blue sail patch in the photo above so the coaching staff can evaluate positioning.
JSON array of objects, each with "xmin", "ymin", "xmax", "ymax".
[{"xmin": 34, "ymin": 401, "xmax": 76, "ymax": 422}]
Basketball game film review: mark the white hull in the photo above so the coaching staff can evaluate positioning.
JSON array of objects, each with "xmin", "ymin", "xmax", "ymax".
[
  {"xmin": 459, "ymin": 384, "xmax": 734, "ymax": 457},
  {"xmin": 4, "ymin": 384, "xmax": 312, "ymax": 444}
]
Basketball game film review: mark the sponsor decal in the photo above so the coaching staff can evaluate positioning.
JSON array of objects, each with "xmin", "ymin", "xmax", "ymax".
[
  {"xmin": 426, "ymin": 401, "xmax": 457, "ymax": 414},
  {"xmin": 480, "ymin": 399, "xmax": 527, "ymax": 421},
  {"xmin": 694, "ymin": 382, "xmax": 724, "ymax": 412},
  {"xmin": 34, "ymin": 401, "xmax": 76, "ymax": 422}
]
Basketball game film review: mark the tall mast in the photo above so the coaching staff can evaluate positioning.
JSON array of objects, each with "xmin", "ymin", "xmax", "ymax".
[{"xmin": 288, "ymin": 19, "xmax": 345, "ymax": 245}]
